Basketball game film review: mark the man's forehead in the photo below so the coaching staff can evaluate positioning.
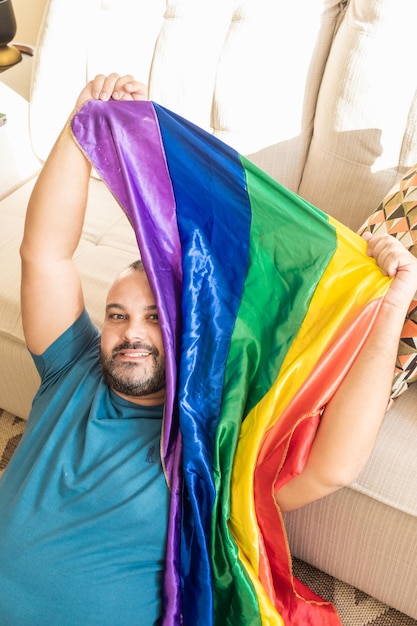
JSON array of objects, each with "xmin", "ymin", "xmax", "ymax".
[
  {"xmin": 110, "ymin": 266, "xmax": 150, "ymax": 289},
  {"xmin": 106, "ymin": 269, "xmax": 156, "ymax": 308}
]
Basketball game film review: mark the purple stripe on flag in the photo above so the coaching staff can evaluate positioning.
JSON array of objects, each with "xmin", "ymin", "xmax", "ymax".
[{"xmin": 72, "ymin": 100, "xmax": 183, "ymax": 624}]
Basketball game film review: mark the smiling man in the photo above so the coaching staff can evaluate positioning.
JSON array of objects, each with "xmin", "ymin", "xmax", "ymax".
[
  {"xmin": 100, "ymin": 260, "xmax": 166, "ymax": 404},
  {"xmin": 1, "ymin": 73, "xmax": 417, "ymax": 626}
]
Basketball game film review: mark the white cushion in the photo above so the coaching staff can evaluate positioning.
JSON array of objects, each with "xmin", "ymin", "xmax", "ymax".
[
  {"xmin": 300, "ymin": 0, "xmax": 417, "ymax": 230},
  {"xmin": 30, "ymin": 0, "xmax": 340, "ymax": 194}
]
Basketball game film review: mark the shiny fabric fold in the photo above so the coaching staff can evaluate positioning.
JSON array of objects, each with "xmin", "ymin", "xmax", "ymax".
[{"xmin": 72, "ymin": 100, "xmax": 391, "ymax": 626}]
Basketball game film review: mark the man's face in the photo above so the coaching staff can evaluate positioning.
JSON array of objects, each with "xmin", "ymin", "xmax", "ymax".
[{"xmin": 100, "ymin": 268, "xmax": 166, "ymax": 406}]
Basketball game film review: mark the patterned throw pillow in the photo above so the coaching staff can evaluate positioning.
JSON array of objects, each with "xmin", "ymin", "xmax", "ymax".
[{"xmin": 358, "ymin": 165, "xmax": 417, "ymax": 403}]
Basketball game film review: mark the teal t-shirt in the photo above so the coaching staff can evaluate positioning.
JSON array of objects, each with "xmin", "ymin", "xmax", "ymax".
[{"xmin": 0, "ymin": 310, "xmax": 169, "ymax": 625}]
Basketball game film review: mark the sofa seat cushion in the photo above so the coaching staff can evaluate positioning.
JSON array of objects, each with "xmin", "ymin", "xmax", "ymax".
[
  {"xmin": 352, "ymin": 383, "xmax": 417, "ymax": 515},
  {"xmin": 283, "ymin": 383, "xmax": 417, "ymax": 618}
]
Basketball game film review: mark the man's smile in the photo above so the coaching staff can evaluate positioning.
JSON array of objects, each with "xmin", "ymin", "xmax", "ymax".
[
  {"xmin": 112, "ymin": 342, "xmax": 158, "ymax": 364},
  {"xmin": 118, "ymin": 349, "xmax": 152, "ymax": 360}
]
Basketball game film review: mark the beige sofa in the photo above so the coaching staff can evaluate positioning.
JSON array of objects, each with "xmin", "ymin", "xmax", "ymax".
[{"xmin": 1, "ymin": 0, "xmax": 417, "ymax": 619}]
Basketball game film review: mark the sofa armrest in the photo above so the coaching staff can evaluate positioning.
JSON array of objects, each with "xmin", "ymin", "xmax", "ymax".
[{"xmin": 0, "ymin": 79, "xmax": 40, "ymax": 199}]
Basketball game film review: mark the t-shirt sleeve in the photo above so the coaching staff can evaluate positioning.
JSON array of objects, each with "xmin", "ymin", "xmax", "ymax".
[{"xmin": 31, "ymin": 309, "xmax": 100, "ymax": 382}]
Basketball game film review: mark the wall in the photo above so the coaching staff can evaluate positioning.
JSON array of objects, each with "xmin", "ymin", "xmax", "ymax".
[{"xmin": 12, "ymin": 0, "xmax": 48, "ymax": 46}]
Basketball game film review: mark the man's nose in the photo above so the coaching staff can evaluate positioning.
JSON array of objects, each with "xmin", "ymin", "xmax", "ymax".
[{"xmin": 123, "ymin": 320, "xmax": 146, "ymax": 343}]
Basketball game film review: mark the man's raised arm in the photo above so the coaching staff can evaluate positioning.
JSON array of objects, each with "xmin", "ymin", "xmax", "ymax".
[
  {"xmin": 275, "ymin": 232, "xmax": 417, "ymax": 511},
  {"xmin": 20, "ymin": 74, "xmax": 147, "ymax": 355}
]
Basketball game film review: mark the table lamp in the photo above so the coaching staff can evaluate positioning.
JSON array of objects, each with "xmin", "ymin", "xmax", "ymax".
[{"xmin": 0, "ymin": 0, "xmax": 22, "ymax": 67}]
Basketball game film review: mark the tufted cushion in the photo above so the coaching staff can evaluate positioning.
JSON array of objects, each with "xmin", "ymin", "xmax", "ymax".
[
  {"xmin": 358, "ymin": 165, "xmax": 417, "ymax": 402},
  {"xmin": 29, "ymin": 0, "xmax": 342, "ymax": 194},
  {"xmin": 299, "ymin": 0, "xmax": 417, "ymax": 231}
]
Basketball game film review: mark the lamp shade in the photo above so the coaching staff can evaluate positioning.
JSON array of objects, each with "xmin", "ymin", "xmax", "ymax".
[{"xmin": 0, "ymin": 0, "xmax": 21, "ymax": 67}]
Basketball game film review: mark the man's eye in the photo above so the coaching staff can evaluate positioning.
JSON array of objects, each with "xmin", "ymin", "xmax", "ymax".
[{"xmin": 109, "ymin": 313, "xmax": 126, "ymax": 320}]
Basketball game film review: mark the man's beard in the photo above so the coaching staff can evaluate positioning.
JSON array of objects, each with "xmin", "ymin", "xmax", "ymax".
[{"xmin": 100, "ymin": 341, "xmax": 166, "ymax": 398}]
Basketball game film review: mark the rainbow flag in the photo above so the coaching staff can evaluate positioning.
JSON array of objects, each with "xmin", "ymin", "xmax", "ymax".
[{"xmin": 72, "ymin": 101, "xmax": 391, "ymax": 626}]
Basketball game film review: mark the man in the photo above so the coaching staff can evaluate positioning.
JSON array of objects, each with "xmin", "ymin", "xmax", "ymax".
[
  {"xmin": 0, "ymin": 75, "xmax": 169, "ymax": 626},
  {"xmin": 0, "ymin": 73, "xmax": 416, "ymax": 624}
]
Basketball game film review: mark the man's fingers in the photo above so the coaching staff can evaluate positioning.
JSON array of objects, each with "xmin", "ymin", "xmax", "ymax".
[
  {"xmin": 363, "ymin": 233, "xmax": 408, "ymax": 277},
  {"xmin": 77, "ymin": 74, "xmax": 148, "ymax": 108}
]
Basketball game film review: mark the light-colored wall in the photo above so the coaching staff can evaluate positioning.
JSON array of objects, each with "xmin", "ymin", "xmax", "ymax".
[{"xmin": 12, "ymin": 0, "xmax": 48, "ymax": 46}]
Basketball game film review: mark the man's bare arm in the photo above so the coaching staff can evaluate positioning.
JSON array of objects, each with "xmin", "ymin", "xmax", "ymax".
[
  {"xmin": 275, "ymin": 233, "xmax": 417, "ymax": 511},
  {"xmin": 20, "ymin": 74, "xmax": 147, "ymax": 355}
]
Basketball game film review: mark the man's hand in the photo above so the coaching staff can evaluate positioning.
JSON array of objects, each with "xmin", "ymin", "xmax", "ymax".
[
  {"xmin": 74, "ymin": 73, "xmax": 148, "ymax": 113},
  {"xmin": 363, "ymin": 231, "xmax": 417, "ymax": 309}
]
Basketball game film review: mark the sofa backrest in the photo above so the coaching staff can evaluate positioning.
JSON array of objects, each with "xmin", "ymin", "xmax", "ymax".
[
  {"xmin": 29, "ymin": 0, "xmax": 341, "ymax": 186},
  {"xmin": 30, "ymin": 0, "xmax": 417, "ymax": 230},
  {"xmin": 299, "ymin": 0, "xmax": 417, "ymax": 230}
]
